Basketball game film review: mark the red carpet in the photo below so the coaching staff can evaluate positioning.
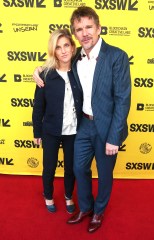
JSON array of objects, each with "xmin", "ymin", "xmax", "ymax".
[{"xmin": 0, "ymin": 174, "xmax": 154, "ymax": 240}]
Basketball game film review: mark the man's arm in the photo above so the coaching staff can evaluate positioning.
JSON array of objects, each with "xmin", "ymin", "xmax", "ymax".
[
  {"xmin": 33, "ymin": 66, "xmax": 44, "ymax": 88},
  {"xmin": 106, "ymin": 50, "xmax": 131, "ymax": 146}
]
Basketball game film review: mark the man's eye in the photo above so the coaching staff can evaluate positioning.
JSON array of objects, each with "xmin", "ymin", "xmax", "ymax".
[
  {"xmin": 86, "ymin": 26, "xmax": 92, "ymax": 29},
  {"xmin": 76, "ymin": 29, "xmax": 82, "ymax": 32}
]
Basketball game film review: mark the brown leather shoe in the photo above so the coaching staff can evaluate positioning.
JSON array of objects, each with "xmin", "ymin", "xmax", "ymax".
[
  {"xmin": 67, "ymin": 210, "xmax": 93, "ymax": 224},
  {"xmin": 88, "ymin": 213, "xmax": 104, "ymax": 233}
]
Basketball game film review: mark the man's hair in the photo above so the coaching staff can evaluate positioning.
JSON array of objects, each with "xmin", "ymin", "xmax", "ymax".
[{"xmin": 70, "ymin": 6, "xmax": 100, "ymax": 34}]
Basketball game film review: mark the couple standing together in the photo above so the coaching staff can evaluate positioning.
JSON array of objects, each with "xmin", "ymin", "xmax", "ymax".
[{"xmin": 32, "ymin": 6, "xmax": 131, "ymax": 233}]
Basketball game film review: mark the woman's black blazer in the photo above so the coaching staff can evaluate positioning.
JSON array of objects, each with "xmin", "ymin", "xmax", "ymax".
[{"xmin": 32, "ymin": 69, "xmax": 83, "ymax": 138}]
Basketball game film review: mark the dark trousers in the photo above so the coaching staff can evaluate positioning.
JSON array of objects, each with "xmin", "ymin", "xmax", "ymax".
[
  {"xmin": 42, "ymin": 133, "xmax": 76, "ymax": 200},
  {"xmin": 74, "ymin": 117, "xmax": 117, "ymax": 214}
]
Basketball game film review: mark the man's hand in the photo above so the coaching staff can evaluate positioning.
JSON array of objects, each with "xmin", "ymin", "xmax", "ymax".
[
  {"xmin": 106, "ymin": 143, "xmax": 119, "ymax": 155},
  {"xmin": 34, "ymin": 138, "xmax": 42, "ymax": 145},
  {"xmin": 33, "ymin": 66, "xmax": 44, "ymax": 88}
]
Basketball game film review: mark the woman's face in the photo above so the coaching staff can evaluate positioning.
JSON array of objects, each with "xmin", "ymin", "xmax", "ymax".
[{"xmin": 55, "ymin": 36, "xmax": 74, "ymax": 65}]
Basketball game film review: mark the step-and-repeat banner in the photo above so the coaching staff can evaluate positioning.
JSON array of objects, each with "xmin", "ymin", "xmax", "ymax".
[{"xmin": 0, "ymin": 0, "xmax": 154, "ymax": 178}]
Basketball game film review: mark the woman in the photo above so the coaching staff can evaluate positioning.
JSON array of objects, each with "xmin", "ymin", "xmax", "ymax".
[{"xmin": 32, "ymin": 29, "xmax": 82, "ymax": 213}]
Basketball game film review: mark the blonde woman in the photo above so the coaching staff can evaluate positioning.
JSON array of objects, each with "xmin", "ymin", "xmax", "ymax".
[{"xmin": 32, "ymin": 29, "xmax": 83, "ymax": 213}]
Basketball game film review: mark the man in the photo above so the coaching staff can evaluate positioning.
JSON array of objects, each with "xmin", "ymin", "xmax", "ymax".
[{"xmin": 33, "ymin": 6, "xmax": 131, "ymax": 233}]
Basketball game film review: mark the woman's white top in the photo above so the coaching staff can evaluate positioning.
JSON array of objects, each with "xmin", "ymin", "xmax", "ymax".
[{"xmin": 56, "ymin": 69, "xmax": 77, "ymax": 135}]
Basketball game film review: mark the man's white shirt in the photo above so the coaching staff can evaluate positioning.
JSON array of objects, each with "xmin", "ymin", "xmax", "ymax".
[{"xmin": 77, "ymin": 37, "xmax": 102, "ymax": 116}]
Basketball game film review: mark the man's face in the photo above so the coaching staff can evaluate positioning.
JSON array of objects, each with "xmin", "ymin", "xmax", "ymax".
[{"xmin": 73, "ymin": 16, "xmax": 101, "ymax": 55}]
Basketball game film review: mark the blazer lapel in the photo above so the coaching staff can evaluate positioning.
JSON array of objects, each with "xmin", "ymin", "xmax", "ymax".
[
  {"xmin": 92, "ymin": 39, "xmax": 108, "ymax": 97},
  {"xmin": 72, "ymin": 48, "xmax": 83, "ymax": 91}
]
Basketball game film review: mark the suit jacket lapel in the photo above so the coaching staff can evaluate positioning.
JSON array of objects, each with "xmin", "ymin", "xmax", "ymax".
[
  {"xmin": 92, "ymin": 39, "xmax": 108, "ymax": 97},
  {"xmin": 72, "ymin": 47, "xmax": 83, "ymax": 90}
]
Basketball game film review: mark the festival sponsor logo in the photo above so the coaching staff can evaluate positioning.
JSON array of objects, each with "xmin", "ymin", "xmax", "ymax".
[
  {"xmin": 130, "ymin": 123, "xmax": 154, "ymax": 132},
  {"xmin": 7, "ymin": 51, "xmax": 47, "ymax": 62},
  {"xmin": 3, "ymin": 0, "xmax": 46, "ymax": 8},
  {"xmin": 12, "ymin": 23, "xmax": 39, "ymax": 32},
  {"xmin": 126, "ymin": 162, "xmax": 154, "ymax": 170},
  {"xmin": 53, "ymin": 0, "xmax": 86, "ymax": 8},
  {"xmin": 0, "ymin": 157, "xmax": 14, "ymax": 165},
  {"xmin": 0, "ymin": 119, "xmax": 11, "ymax": 127},
  {"xmin": 139, "ymin": 143, "xmax": 152, "ymax": 154},
  {"xmin": 0, "ymin": 23, "xmax": 3, "ymax": 33},
  {"xmin": 95, "ymin": 0, "xmax": 138, "ymax": 11},
  {"xmin": 138, "ymin": 27, "xmax": 154, "ymax": 38},
  {"xmin": 147, "ymin": 58, "xmax": 154, "ymax": 64},
  {"xmin": 53, "ymin": 0, "xmax": 62, "ymax": 7},
  {"xmin": 23, "ymin": 121, "xmax": 33, "ymax": 126},
  {"xmin": 0, "ymin": 139, "xmax": 5, "ymax": 144},
  {"xmin": 27, "ymin": 157, "xmax": 39, "ymax": 168},
  {"xmin": 100, "ymin": 26, "xmax": 108, "ymax": 35},
  {"xmin": 14, "ymin": 74, "xmax": 34, "ymax": 83},
  {"xmin": 0, "ymin": 74, "xmax": 7, "ymax": 82},
  {"xmin": 134, "ymin": 78, "xmax": 154, "ymax": 88},
  {"xmin": 137, "ymin": 103, "xmax": 154, "ymax": 111},
  {"xmin": 14, "ymin": 140, "xmax": 41, "ymax": 148},
  {"xmin": 148, "ymin": 0, "xmax": 154, "ymax": 10},
  {"xmin": 108, "ymin": 26, "xmax": 131, "ymax": 36},
  {"xmin": 11, "ymin": 98, "xmax": 34, "ymax": 107}
]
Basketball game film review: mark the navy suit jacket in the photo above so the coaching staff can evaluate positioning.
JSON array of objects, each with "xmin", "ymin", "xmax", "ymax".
[
  {"xmin": 32, "ymin": 69, "xmax": 83, "ymax": 138},
  {"xmin": 72, "ymin": 39, "xmax": 131, "ymax": 146}
]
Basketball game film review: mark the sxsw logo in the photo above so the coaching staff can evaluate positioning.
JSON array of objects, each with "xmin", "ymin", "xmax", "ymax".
[
  {"xmin": 3, "ymin": 0, "xmax": 46, "ymax": 8},
  {"xmin": 49, "ymin": 24, "xmax": 70, "ymax": 33},
  {"xmin": 138, "ymin": 27, "xmax": 154, "ymax": 38},
  {"xmin": 0, "ymin": 74, "xmax": 7, "ymax": 82},
  {"xmin": 95, "ymin": 0, "xmax": 138, "ymax": 10},
  {"xmin": 129, "ymin": 55, "xmax": 134, "ymax": 65},
  {"xmin": 134, "ymin": 78, "xmax": 154, "ymax": 87},
  {"xmin": 0, "ymin": 119, "xmax": 11, "ymax": 127},
  {"xmin": 54, "ymin": 0, "xmax": 62, "ymax": 7},
  {"xmin": 0, "ymin": 23, "xmax": 3, "ymax": 33},
  {"xmin": 7, "ymin": 51, "xmax": 47, "ymax": 61},
  {"xmin": 0, "ymin": 157, "xmax": 14, "ymax": 165},
  {"xmin": 126, "ymin": 162, "xmax": 154, "ymax": 170},
  {"xmin": 14, "ymin": 140, "xmax": 40, "ymax": 148},
  {"xmin": 130, "ymin": 124, "xmax": 154, "ymax": 132},
  {"xmin": 119, "ymin": 144, "xmax": 126, "ymax": 151},
  {"xmin": 0, "ymin": 139, "xmax": 5, "ymax": 144},
  {"xmin": 11, "ymin": 98, "xmax": 34, "ymax": 107}
]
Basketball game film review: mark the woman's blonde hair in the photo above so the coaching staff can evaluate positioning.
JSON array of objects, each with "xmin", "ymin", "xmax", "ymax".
[{"xmin": 42, "ymin": 28, "xmax": 76, "ymax": 76}]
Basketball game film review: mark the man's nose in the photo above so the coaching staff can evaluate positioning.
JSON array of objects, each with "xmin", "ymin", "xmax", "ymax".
[{"xmin": 83, "ymin": 28, "xmax": 88, "ymax": 36}]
